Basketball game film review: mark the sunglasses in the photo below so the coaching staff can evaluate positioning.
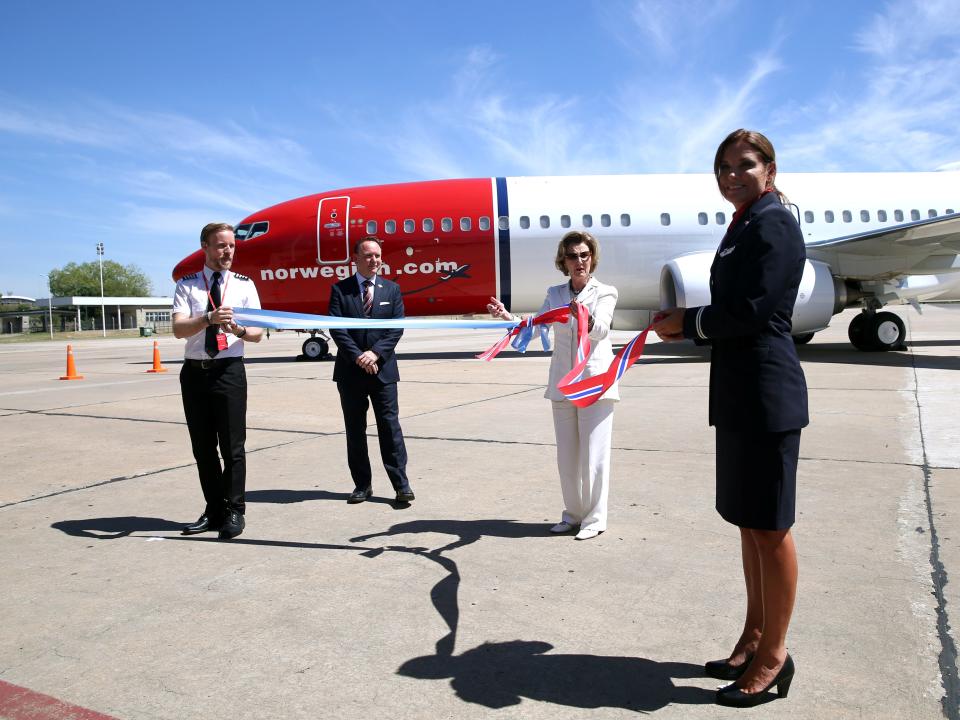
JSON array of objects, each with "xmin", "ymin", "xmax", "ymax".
[{"xmin": 564, "ymin": 251, "xmax": 592, "ymax": 260}]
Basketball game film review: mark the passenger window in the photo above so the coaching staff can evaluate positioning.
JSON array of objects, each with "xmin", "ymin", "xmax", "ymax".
[
  {"xmin": 365, "ymin": 220, "xmax": 377, "ymax": 234},
  {"xmin": 698, "ymin": 212, "xmax": 708, "ymax": 226},
  {"xmin": 479, "ymin": 216, "xmax": 490, "ymax": 231},
  {"xmin": 842, "ymin": 210, "xmax": 852, "ymax": 223},
  {"xmin": 716, "ymin": 212, "xmax": 726, "ymax": 225},
  {"xmin": 441, "ymin": 217, "xmax": 453, "ymax": 232},
  {"xmin": 660, "ymin": 213, "xmax": 671, "ymax": 226},
  {"xmin": 385, "ymin": 220, "xmax": 397, "ymax": 234},
  {"xmin": 403, "ymin": 219, "xmax": 415, "ymax": 233},
  {"xmin": 894, "ymin": 209, "xmax": 904, "ymax": 222},
  {"xmin": 825, "ymin": 211, "xmax": 835, "ymax": 223},
  {"xmin": 582, "ymin": 214, "xmax": 593, "ymax": 228},
  {"xmin": 460, "ymin": 217, "xmax": 472, "ymax": 231},
  {"xmin": 422, "ymin": 218, "xmax": 434, "ymax": 232},
  {"xmin": 540, "ymin": 215, "xmax": 550, "ymax": 229},
  {"xmin": 600, "ymin": 214, "xmax": 611, "ymax": 227},
  {"xmin": 877, "ymin": 210, "xmax": 887, "ymax": 222},
  {"xmin": 910, "ymin": 209, "xmax": 920, "ymax": 221},
  {"xmin": 928, "ymin": 209, "xmax": 937, "ymax": 218},
  {"xmin": 519, "ymin": 216, "xmax": 530, "ymax": 229},
  {"xmin": 947, "ymin": 208, "xmax": 955, "ymax": 214},
  {"xmin": 498, "ymin": 216, "xmax": 509, "ymax": 231},
  {"xmin": 560, "ymin": 215, "xmax": 571, "ymax": 228},
  {"xmin": 249, "ymin": 221, "xmax": 269, "ymax": 238},
  {"xmin": 803, "ymin": 210, "xmax": 814, "ymax": 223},
  {"xmin": 620, "ymin": 213, "xmax": 631, "ymax": 227}
]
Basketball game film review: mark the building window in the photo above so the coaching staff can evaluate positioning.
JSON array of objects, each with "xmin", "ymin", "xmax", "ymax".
[
  {"xmin": 385, "ymin": 220, "xmax": 396, "ymax": 234},
  {"xmin": 600, "ymin": 214, "xmax": 611, "ymax": 227},
  {"xmin": 403, "ymin": 219, "xmax": 415, "ymax": 233},
  {"xmin": 519, "ymin": 216, "xmax": 530, "ymax": 229},
  {"xmin": 366, "ymin": 220, "xmax": 377, "ymax": 234},
  {"xmin": 877, "ymin": 210, "xmax": 887, "ymax": 222},
  {"xmin": 803, "ymin": 210, "xmax": 814, "ymax": 223},
  {"xmin": 498, "ymin": 216, "xmax": 509, "ymax": 231},
  {"xmin": 582, "ymin": 214, "xmax": 593, "ymax": 228},
  {"xmin": 560, "ymin": 215, "xmax": 571, "ymax": 228},
  {"xmin": 145, "ymin": 311, "xmax": 171, "ymax": 323},
  {"xmin": 479, "ymin": 216, "xmax": 490, "ymax": 231},
  {"xmin": 620, "ymin": 213, "xmax": 631, "ymax": 227},
  {"xmin": 716, "ymin": 212, "xmax": 726, "ymax": 225},
  {"xmin": 825, "ymin": 210, "xmax": 835, "ymax": 223},
  {"xmin": 660, "ymin": 213, "xmax": 671, "ymax": 226},
  {"xmin": 540, "ymin": 215, "xmax": 550, "ymax": 229},
  {"xmin": 698, "ymin": 212, "xmax": 708, "ymax": 225},
  {"xmin": 422, "ymin": 218, "xmax": 434, "ymax": 232},
  {"xmin": 441, "ymin": 217, "xmax": 453, "ymax": 232},
  {"xmin": 460, "ymin": 217, "xmax": 472, "ymax": 231},
  {"xmin": 894, "ymin": 209, "xmax": 904, "ymax": 222}
]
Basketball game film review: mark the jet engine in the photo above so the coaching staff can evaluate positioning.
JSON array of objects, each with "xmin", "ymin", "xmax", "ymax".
[{"xmin": 659, "ymin": 253, "xmax": 844, "ymax": 335}]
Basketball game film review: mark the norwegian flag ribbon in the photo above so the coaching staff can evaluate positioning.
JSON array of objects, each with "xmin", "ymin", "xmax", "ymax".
[
  {"xmin": 557, "ymin": 326, "xmax": 652, "ymax": 408},
  {"xmin": 475, "ymin": 306, "xmax": 575, "ymax": 361}
]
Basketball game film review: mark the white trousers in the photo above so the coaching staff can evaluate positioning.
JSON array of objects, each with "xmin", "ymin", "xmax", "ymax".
[{"xmin": 551, "ymin": 399, "xmax": 615, "ymax": 532}]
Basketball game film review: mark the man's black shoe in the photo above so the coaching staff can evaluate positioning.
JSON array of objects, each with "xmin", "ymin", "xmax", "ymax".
[
  {"xmin": 396, "ymin": 489, "xmax": 415, "ymax": 503},
  {"xmin": 347, "ymin": 487, "xmax": 373, "ymax": 504},
  {"xmin": 218, "ymin": 511, "xmax": 245, "ymax": 540},
  {"xmin": 182, "ymin": 513, "xmax": 220, "ymax": 535}
]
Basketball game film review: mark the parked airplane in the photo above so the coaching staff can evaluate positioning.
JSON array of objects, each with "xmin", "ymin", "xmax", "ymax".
[{"xmin": 172, "ymin": 173, "xmax": 960, "ymax": 359}]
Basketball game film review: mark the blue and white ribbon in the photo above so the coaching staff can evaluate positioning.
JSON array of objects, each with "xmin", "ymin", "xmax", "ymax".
[{"xmin": 233, "ymin": 307, "xmax": 519, "ymax": 331}]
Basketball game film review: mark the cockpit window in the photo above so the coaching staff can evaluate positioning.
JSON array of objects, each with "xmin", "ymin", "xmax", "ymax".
[
  {"xmin": 235, "ymin": 223, "xmax": 252, "ymax": 241},
  {"xmin": 248, "ymin": 221, "xmax": 269, "ymax": 238}
]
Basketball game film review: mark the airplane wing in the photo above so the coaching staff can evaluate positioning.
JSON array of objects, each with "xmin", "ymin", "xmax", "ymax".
[{"xmin": 805, "ymin": 213, "xmax": 960, "ymax": 280}]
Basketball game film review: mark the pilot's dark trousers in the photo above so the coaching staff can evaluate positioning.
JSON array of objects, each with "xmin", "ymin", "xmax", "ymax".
[
  {"xmin": 180, "ymin": 358, "xmax": 247, "ymax": 518},
  {"xmin": 337, "ymin": 377, "xmax": 409, "ymax": 492}
]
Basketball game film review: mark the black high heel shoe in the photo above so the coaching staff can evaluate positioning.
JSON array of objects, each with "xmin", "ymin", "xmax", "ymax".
[
  {"xmin": 704, "ymin": 653, "xmax": 754, "ymax": 680},
  {"xmin": 716, "ymin": 654, "xmax": 794, "ymax": 708}
]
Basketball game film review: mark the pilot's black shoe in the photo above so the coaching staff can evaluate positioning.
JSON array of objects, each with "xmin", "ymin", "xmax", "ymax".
[
  {"xmin": 347, "ymin": 487, "xmax": 373, "ymax": 504},
  {"xmin": 182, "ymin": 513, "xmax": 220, "ymax": 535},
  {"xmin": 218, "ymin": 511, "xmax": 245, "ymax": 540}
]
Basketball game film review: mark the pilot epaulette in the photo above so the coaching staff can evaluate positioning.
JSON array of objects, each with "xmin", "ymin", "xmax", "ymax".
[
  {"xmin": 182, "ymin": 272, "xmax": 199, "ymax": 280},
  {"xmin": 233, "ymin": 272, "xmax": 251, "ymax": 281}
]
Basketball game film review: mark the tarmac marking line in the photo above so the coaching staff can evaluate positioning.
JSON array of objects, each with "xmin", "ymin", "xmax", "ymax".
[{"xmin": 0, "ymin": 679, "xmax": 119, "ymax": 720}]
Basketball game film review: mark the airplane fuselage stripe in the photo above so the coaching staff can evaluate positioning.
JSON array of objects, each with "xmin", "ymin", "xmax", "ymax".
[{"xmin": 496, "ymin": 176, "xmax": 511, "ymax": 311}]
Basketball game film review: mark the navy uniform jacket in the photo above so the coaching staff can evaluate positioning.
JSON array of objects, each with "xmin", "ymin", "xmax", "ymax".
[
  {"xmin": 682, "ymin": 192, "xmax": 809, "ymax": 432},
  {"xmin": 328, "ymin": 275, "xmax": 404, "ymax": 384}
]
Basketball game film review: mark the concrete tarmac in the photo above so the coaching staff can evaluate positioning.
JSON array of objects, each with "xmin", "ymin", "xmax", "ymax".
[{"xmin": 0, "ymin": 305, "xmax": 958, "ymax": 719}]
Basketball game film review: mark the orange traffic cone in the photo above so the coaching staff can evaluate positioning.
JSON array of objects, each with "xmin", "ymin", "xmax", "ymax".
[
  {"xmin": 146, "ymin": 340, "xmax": 168, "ymax": 373},
  {"xmin": 59, "ymin": 345, "xmax": 84, "ymax": 380}
]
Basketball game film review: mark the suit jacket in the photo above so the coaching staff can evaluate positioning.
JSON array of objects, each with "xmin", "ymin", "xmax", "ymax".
[
  {"xmin": 329, "ymin": 275, "xmax": 404, "ymax": 385},
  {"xmin": 540, "ymin": 277, "xmax": 619, "ymax": 402},
  {"xmin": 682, "ymin": 192, "xmax": 809, "ymax": 431}
]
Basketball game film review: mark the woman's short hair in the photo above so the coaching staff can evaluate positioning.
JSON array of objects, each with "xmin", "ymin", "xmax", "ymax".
[
  {"xmin": 352, "ymin": 236, "xmax": 382, "ymax": 254},
  {"xmin": 554, "ymin": 230, "xmax": 600, "ymax": 275}
]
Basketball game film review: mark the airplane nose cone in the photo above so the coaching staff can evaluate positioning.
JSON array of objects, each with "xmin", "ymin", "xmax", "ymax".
[{"xmin": 172, "ymin": 249, "xmax": 204, "ymax": 281}]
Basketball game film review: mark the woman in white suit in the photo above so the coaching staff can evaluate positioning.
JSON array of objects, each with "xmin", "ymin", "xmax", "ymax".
[{"xmin": 488, "ymin": 231, "xmax": 618, "ymax": 540}]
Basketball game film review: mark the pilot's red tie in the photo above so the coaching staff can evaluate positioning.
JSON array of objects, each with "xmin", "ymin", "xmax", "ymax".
[{"xmin": 362, "ymin": 280, "xmax": 373, "ymax": 317}]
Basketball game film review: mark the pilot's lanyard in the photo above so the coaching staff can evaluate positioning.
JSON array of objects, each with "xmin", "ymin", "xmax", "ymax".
[{"xmin": 202, "ymin": 270, "xmax": 231, "ymax": 348}]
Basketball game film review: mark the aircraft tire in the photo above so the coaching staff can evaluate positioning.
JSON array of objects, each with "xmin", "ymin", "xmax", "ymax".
[
  {"xmin": 870, "ymin": 311, "xmax": 907, "ymax": 351},
  {"xmin": 848, "ymin": 312, "xmax": 877, "ymax": 351},
  {"xmin": 792, "ymin": 332, "xmax": 815, "ymax": 345},
  {"xmin": 302, "ymin": 337, "xmax": 329, "ymax": 360}
]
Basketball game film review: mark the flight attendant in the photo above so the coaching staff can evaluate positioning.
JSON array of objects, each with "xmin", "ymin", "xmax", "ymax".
[
  {"xmin": 653, "ymin": 129, "xmax": 808, "ymax": 707},
  {"xmin": 488, "ymin": 231, "xmax": 619, "ymax": 541},
  {"xmin": 173, "ymin": 222, "xmax": 263, "ymax": 540}
]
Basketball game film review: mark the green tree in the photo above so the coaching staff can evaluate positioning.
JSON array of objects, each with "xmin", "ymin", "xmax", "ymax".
[{"xmin": 48, "ymin": 261, "xmax": 153, "ymax": 297}]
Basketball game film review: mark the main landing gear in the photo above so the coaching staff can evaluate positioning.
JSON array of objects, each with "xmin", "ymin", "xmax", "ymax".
[
  {"xmin": 848, "ymin": 311, "xmax": 907, "ymax": 352},
  {"xmin": 301, "ymin": 332, "xmax": 331, "ymax": 360}
]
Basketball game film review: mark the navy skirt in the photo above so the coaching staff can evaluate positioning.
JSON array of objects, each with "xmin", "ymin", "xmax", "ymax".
[{"xmin": 715, "ymin": 428, "xmax": 801, "ymax": 530}]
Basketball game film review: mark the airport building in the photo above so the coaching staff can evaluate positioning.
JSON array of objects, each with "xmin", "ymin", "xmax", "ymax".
[{"xmin": 0, "ymin": 296, "xmax": 174, "ymax": 334}]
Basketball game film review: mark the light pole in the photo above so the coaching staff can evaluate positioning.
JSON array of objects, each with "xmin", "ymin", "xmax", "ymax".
[
  {"xmin": 96, "ymin": 242, "xmax": 106, "ymax": 337},
  {"xmin": 42, "ymin": 274, "xmax": 53, "ymax": 339}
]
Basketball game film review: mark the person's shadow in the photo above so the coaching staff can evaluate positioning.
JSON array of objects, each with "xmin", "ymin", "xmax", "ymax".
[
  {"xmin": 400, "ymin": 640, "xmax": 713, "ymax": 710},
  {"xmin": 51, "ymin": 516, "xmax": 183, "ymax": 539}
]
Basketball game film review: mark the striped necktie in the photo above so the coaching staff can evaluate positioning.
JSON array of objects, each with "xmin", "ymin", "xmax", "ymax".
[{"xmin": 362, "ymin": 279, "xmax": 373, "ymax": 317}]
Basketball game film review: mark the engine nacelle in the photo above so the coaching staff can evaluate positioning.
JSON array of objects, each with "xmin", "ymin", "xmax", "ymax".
[{"xmin": 659, "ymin": 253, "xmax": 843, "ymax": 335}]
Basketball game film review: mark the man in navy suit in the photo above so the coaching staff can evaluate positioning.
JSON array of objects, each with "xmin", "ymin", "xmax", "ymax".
[{"xmin": 328, "ymin": 236, "xmax": 414, "ymax": 504}]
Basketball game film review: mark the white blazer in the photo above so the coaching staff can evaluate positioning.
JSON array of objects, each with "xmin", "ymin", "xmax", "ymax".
[{"xmin": 539, "ymin": 276, "xmax": 619, "ymax": 402}]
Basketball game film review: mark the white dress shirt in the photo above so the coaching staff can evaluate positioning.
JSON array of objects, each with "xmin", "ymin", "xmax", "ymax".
[{"xmin": 172, "ymin": 266, "xmax": 261, "ymax": 359}]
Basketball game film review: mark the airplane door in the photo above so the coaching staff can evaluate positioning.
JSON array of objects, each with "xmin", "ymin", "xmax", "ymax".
[{"xmin": 317, "ymin": 196, "xmax": 350, "ymax": 263}]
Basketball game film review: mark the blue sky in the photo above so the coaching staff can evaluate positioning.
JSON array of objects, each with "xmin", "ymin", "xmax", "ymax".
[{"xmin": 2, "ymin": 0, "xmax": 958, "ymax": 299}]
